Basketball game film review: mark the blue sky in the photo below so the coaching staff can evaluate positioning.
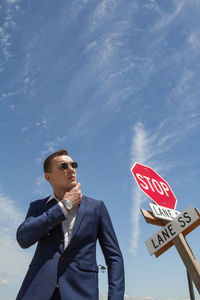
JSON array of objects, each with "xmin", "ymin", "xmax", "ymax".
[{"xmin": 1, "ymin": 0, "xmax": 200, "ymax": 299}]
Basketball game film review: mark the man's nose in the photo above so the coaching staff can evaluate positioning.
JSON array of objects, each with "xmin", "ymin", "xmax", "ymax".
[{"xmin": 68, "ymin": 164, "xmax": 75, "ymax": 173}]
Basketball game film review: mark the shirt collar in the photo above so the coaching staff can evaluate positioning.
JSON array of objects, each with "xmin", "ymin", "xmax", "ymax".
[{"xmin": 47, "ymin": 192, "xmax": 59, "ymax": 203}]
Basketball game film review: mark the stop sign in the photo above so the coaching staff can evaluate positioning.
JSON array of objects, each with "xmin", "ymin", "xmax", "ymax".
[{"xmin": 131, "ymin": 162, "xmax": 177, "ymax": 209}]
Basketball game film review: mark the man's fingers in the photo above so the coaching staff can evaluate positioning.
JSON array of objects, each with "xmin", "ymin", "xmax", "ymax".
[
  {"xmin": 70, "ymin": 188, "xmax": 82, "ymax": 195},
  {"xmin": 74, "ymin": 182, "xmax": 81, "ymax": 190},
  {"xmin": 63, "ymin": 183, "xmax": 82, "ymax": 207}
]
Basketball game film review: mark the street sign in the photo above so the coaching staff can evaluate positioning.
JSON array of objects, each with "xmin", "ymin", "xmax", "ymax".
[
  {"xmin": 131, "ymin": 162, "xmax": 177, "ymax": 209},
  {"xmin": 149, "ymin": 203, "xmax": 181, "ymax": 221},
  {"xmin": 145, "ymin": 205, "xmax": 199, "ymax": 255}
]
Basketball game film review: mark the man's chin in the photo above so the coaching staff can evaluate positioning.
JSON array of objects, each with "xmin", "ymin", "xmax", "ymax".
[
  {"xmin": 64, "ymin": 181, "xmax": 77, "ymax": 191},
  {"xmin": 69, "ymin": 182, "xmax": 77, "ymax": 189}
]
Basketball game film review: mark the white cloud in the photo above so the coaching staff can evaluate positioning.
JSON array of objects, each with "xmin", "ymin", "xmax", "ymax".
[
  {"xmin": 35, "ymin": 117, "xmax": 48, "ymax": 129},
  {"xmin": 84, "ymin": 41, "xmax": 98, "ymax": 54},
  {"xmin": 0, "ymin": 1, "xmax": 20, "ymax": 71},
  {"xmin": 9, "ymin": 104, "xmax": 15, "ymax": 110},
  {"xmin": 0, "ymin": 279, "xmax": 9, "ymax": 286},
  {"xmin": 168, "ymin": 68, "xmax": 200, "ymax": 126},
  {"xmin": 130, "ymin": 80, "xmax": 200, "ymax": 252},
  {"xmin": 130, "ymin": 123, "xmax": 150, "ymax": 253},
  {"xmin": 70, "ymin": 0, "xmax": 93, "ymax": 19},
  {"xmin": 90, "ymin": 0, "xmax": 119, "ymax": 30},
  {"xmin": 0, "ymin": 193, "xmax": 32, "ymax": 285},
  {"xmin": 41, "ymin": 117, "xmax": 48, "ymax": 128},
  {"xmin": 6, "ymin": 0, "xmax": 20, "ymax": 5},
  {"xmin": 130, "ymin": 123, "xmax": 150, "ymax": 164},
  {"xmin": 35, "ymin": 175, "xmax": 49, "ymax": 196},
  {"xmin": 129, "ymin": 121, "xmax": 183, "ymax": 253},
  {"xmin": 20, "ymin": 117, "xmax": 49, "ymax": 143},
  {"xmin": 188, "ymin": 30, "xmax": 200, "ymax": 51},
  {"xmin": 0, "ymin": 12, "xmax": 12, "ymax": 60},
  {"xmin": 37, "ymin": 136, "xmax": 68, "ymax": 163},
  {"xmin": 100, "ymin": 295, "xmax": 185, "ymax": 300},
  {"xmin": 151, "ymin": 0, "xmax": 186, "ymax": 31},
  {"xmin": 7, "ymin": 0, "xmax": 19, "ymax": 3},
  {"xmin": 21, "ymin": 126, "xmax": 29, "ymax": 132},
  {"xmin": 171, "ymin": 69, "xmax": 194, "ymax": 98},
  {"xmin": 0, "ymin": 91, "xmax": 14, "ymax": 99}
]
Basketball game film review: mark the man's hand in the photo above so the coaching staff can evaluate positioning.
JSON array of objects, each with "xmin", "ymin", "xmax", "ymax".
[{"xmin": 63, "ymin": 182, "xmax": 82, "ymax": 208}]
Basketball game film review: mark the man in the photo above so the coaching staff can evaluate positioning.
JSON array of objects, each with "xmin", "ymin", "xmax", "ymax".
[{"xmin": 16, "ymin": 149, "xmax": 125, "ymax": 300}]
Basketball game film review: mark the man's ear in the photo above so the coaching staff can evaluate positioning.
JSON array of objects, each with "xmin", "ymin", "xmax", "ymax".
[{"xmin": 45, "ymin": 173, "xmax": 51, "ymax": 183}]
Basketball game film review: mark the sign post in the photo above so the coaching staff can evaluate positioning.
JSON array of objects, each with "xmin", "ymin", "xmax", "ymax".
[
  {"xmin": 187, "ymin": 271, "xmax": 195, "ymax": 300},
  {"xmin": 131, "ymin": 162, "xmax": 200, "ymax": 297}
]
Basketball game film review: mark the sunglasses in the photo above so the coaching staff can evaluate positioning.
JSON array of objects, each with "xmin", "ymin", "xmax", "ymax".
[{"xmin": 58, "ymin": 162, "xmax": 78, "ymax": 170}]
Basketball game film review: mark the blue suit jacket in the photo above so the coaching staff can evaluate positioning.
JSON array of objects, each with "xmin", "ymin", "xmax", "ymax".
[{"xmin": 16, "ymin": 196, "xmax": 125, "ymax": 300}]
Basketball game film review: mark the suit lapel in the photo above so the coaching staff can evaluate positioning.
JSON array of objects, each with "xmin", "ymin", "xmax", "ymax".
[
  {"xmin": 71, "ymin": 196, "xmax": 87, "ymax": 240},
  {"xmin": 45, "ymin": 197, "xmax": 57, "ymax": 209}
]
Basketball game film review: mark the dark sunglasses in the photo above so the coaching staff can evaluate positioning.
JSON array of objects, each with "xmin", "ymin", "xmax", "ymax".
[{"xmin": 58, "ymin": 162, "xmax": 78, "ymax": 170}]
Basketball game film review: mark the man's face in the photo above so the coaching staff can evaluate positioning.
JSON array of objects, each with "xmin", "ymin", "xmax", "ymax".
[{"xmin": 45, "ymin": 155, "xmax": 77, "ymax": 191}]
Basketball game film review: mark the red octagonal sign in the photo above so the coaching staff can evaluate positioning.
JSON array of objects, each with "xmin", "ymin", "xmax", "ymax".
[{"xmin": 131, "ymin": 162, "xmax": 177, "ymax": 210}]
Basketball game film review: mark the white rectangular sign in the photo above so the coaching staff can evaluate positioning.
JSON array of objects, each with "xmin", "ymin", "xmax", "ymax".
[
  {"xmin": 149, "ymin": 203, "xmax": 181, "ymax": 221},
  {"xmin": 145, "ymin": 205, "xmax": 199, "ymax": 256}
]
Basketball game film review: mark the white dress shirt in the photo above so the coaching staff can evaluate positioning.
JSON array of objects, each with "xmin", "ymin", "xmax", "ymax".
[{"xmin": 47, "ymin": 193, "xmax": 78, "ymax": 249}]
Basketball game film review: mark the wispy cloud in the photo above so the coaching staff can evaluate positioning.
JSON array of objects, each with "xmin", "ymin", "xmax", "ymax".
[
  {"xmin": 69, "ymin": 0, "xmax": 94, "ymax": 20},
  {"xmin": 21, "ymin": 117, "xmax": 48, "ymax": 132},
  {"xmin": 171, "ymin": 69, "xmax": 194, "ymax": 98},
  {"xmin": 129, "ymin": 104, "xmax": 200, "ymax": 252},
  {"xmin": 0, "ymin": 2, "xmax": 20, "ymax": 66},
  {"xmin": 20, "ymin": 117, "xmax": 49, "ymax": 144},
  {"xmin": 7, "ymin": 0, "xmax": 19, "ymax": 3},
  {"xmin": 0, "ymin": 192, "xmax": 32, "ymax": 286},
  {"xmin": 128, "ymin": 7, "xmax": 200, "ymax": 256},
  {"xmin": 130, "ymin": 123, "xmax": 150, "ymax": 253},
  {"xmin": 35, "ymin": 175, "xmax": 49, "ymax": 196},
  {"xmin": 150, "ymin": 0, "xmax": 186, "ymax": 31},
  {"xmin": 188, "ymin": 29, "xmax": 200, "ymax": 51},
  {"xmin": 167, "ymin": 68, "xmax": 200, "ymax": 135},
  {"xmin": 100, "ymin": 295, "xmax": 191, "ymax": 300},
  {"xmin": 90, "ymin": 0, "xmax": 120, "ymax": 31},
  {"xmin": 0, "ymin": 279, "xmax": 9, "ymax": 286},
  {"xmin": 37, "ymin": 135, "xmax": 68, "ymax": 164}
]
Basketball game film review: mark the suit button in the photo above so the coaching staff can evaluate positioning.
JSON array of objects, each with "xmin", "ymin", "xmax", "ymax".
[{"xmin": 60, "ymin": 257, "xmax": 64, "ymax": 262}]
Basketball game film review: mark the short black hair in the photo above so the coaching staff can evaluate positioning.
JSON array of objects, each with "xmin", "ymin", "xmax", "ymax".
[{"xmin": 43, "ymin": 149, "xmax": 69, "ymax": 173}]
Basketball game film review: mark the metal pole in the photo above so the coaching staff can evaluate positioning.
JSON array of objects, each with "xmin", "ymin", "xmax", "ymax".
[{"xmin": 187, "ymin": 271, "xmax": 195, "ymax": 300}]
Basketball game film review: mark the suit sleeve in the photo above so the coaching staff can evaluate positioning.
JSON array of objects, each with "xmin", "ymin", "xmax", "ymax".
[
  {"xmin": 98, "ymin": 201, "xmax": 125, "ymax": 300},
  {"xmin": 16, "ymin": 201, "xmax": 66, "ymax": 249}
]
